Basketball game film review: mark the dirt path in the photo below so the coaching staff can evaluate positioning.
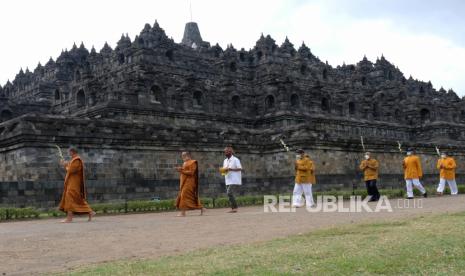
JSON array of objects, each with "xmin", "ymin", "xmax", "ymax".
[{"xmin": 1, "ymin": 195, "xmax": 465, "ymax": 275}]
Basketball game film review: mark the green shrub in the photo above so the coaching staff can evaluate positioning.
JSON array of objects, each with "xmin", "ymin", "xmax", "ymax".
[
  {"xmin": 92, "ymin": 203, "xmax": 126, "ymax": 214},
  {"xmin": 200, "ymin": 198, "xmax": 214, "ymax": 208},
  {"xmin": 47, "ymin": 210, "xmax": 64, "ymax": 217},
  {"xmin": 1, "ymin": 185, "xmax": 464, "ymax": 221},
  {"xmin": 0, "ymin": 208, "xmax": 7, "ymax": 220},
  {"xmin": 458, "ymin": 185, "xmax": 465, "ymax": 194},
  {"xmin": 236, "ymin": 195, "xmax": 264, "ymax": 206},
  {"xmin": 0, "ymin": 207, "xmax": 40, "ymax": 220},
  {"xmin": 125, "ymin": 200, "xmax": 176, "ymax": 213},
  {"xmin": 213, "ymin": 197, "xmax": 230, "ymax": 208}
]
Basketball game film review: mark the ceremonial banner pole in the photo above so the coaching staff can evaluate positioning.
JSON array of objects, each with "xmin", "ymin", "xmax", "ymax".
[
  {"xmin": 278, "ymin": 137, "xmax": 298, "ymax": 178},
  {"xmin": 360, "ymin": 136, "xmax": 366, "ymax": 152},
  {"xmin": 279, "ymin": 138, "xmax": 291, "ymax": 152},
  {"xmin": 355, "ymin": 136, "xmax": 367, "ymax": 196},
  {"xmin": 55, "ymin": 144, "xmax": 64, "ymax": 162},
  {"xmin": 397, "ymin": 141, "xmax": 403, "ymax": 153}
]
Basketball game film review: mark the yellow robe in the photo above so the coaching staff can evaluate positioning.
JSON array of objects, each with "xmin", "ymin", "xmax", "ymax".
[
  {"xmin": 176, "ymin": 160, "xmax": 203, "ymax": 210},
  {"xmin": 59, "ymin": 155, "xmax": 93, "ymax": 213},
  {"xmin": 359, "ymin": 159, "xmax": 379, "ymax": 181},
  {"xmin": 437, "ymin": 157, "xmax": 456, "ymax": 180},
  {"xmin": 295, "ymin": 156, "xmax": 316, "ymax": 184},
  {"xmin": 403, "ymin": 155, "xmax": 423, "ymax": 179}
]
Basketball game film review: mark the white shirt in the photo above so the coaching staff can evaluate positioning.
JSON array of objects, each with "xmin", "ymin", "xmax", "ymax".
[{"xmin": 223, "ymin": 155, "xmax": 242, "ymax": 185}]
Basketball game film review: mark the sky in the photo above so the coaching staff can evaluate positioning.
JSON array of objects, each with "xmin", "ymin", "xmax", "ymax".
[{"xmin": 1, "ymin": 0, "xmax": 464, "ymax": 95}]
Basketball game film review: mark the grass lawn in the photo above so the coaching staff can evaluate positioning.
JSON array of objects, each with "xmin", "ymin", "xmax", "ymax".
[{"xmin": 67, "ymin": 211, "xmax": 465, "ymax": 275}]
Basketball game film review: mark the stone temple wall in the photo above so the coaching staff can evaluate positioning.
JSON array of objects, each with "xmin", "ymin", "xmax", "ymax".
[{"xmin": 1, "ymin": 114, "xmax": 465, "ymax": 208}]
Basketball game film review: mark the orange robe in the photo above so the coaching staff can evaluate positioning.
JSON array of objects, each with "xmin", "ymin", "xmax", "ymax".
[
  {"xmin": 359, "ymin": 159, "xmax": 379, "ymax": 181},
  {"xmin": 295, "ymin": 156, "xmax": 316, "ymax": 184},
  {"xmin": 437, "ymin": 157, "xmax": 456, "ymax": 180},
  {"xmin": 403, "ymin": 155, "xmax": 423, "ymax": 179},
  {"xmin": 176, "ymin": 160, "xmax": 203, "ymax": 210},
  {"xmin": 59, "ymin": 155, "xmax": 93, "ymax": 213}
]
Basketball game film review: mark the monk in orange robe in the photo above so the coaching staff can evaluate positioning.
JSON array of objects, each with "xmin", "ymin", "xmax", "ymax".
[
  {"xmin": 175, "ymin": 152, "xmax": 204, "ymax": 217},
  {"xmin": 58, "ymin": 147, "xmax": 94, "ymax": 223}
]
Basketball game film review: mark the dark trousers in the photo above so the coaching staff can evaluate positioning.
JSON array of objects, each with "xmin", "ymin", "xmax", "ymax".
[
  {"xmin": 365, "ymin": 179, "xmax": 380, "ymax": 201},
  {"xmin": 226, "ymin": 185, "xmax": 239, "ymax": 209}
]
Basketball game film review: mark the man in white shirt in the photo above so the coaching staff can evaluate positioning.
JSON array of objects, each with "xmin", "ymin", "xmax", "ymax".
[{"xmin": 222, "ymin": 146, "xmax": 242, "ymax": 213}]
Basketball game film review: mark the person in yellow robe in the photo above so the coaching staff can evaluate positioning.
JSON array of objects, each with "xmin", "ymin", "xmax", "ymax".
[
  {"xmin": 436, "ymin": 152, "xmax": 458, "ymax": 195},
  {"xmin": 292, "ymin": 149, "xmax": 316, "ymax": 207},
  {"xmin": 403, "ymin": 148, "xmax": 427, "ymax": 199},
  {"xmin": 359, "ymin": 152, "xmax": 380, "ymax": 201},
  {"xmin": 175, "ymin": 152, "xmax": 204, "ymax": 216},
  {"xmin": 58, "ymin": 147, "xmax": 94, "ymax": 223}
]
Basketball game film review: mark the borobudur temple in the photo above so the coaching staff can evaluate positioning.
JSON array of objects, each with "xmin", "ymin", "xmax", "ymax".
[{"xmin": 1, "ymin": 21, "xmax": 465, "ymax": 207}]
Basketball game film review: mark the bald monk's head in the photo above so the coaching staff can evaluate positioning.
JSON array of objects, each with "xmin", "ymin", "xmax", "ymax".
[
  {"xmin": 68, "ymin": 147, "xmax": 78, "ymax": 158},
  {"xmin": 181, "ymin": 151, "xmax": 192, "ymax": 162}
]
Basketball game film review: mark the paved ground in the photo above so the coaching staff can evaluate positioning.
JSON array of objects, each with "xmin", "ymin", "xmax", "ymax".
[{"xmin": 1, "ymin": 195, "xmax": 465, "ymax": 275}]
